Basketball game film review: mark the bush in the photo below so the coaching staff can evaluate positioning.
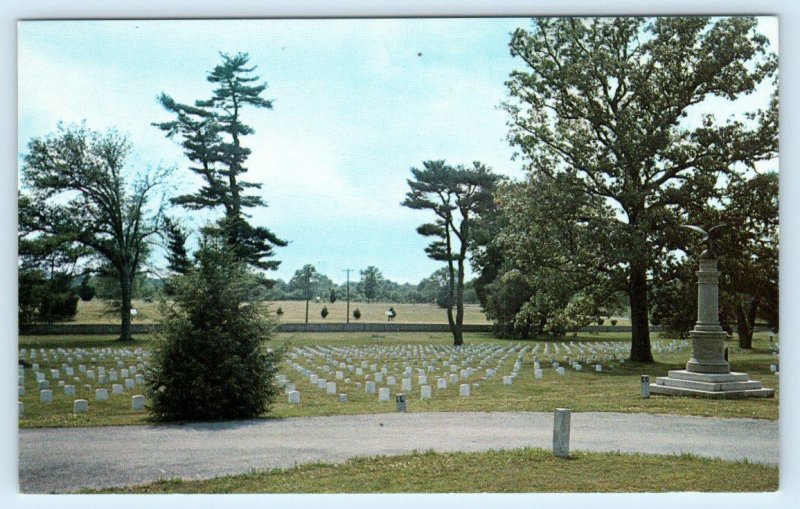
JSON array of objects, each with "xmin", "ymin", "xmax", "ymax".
[
  {"xmin": 146, "ymin": 239, "xmax": 282, "ymax": 421},
  {"xmin": 321, "ymin": 306, "xmax": 329, "ymax": 319},
  {"xmin": 276, "ymin": 306, "xmax": 284, "ymax": 316},
  {"xmin": 78, "ymin": 275, "xmax": 96, "ymax": 302},
  {"xmin": 353, "ymin": 308, "xmax": 361, "ymax": 320},
  {"xmin": 610, "ymin": 319, "xmax": 618, "ymax": 326}
]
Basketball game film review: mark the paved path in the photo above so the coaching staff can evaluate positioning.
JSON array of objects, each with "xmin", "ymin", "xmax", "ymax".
[{"xmin": 19, "ymin": 411, "xmax": 778, "ymax": 493}]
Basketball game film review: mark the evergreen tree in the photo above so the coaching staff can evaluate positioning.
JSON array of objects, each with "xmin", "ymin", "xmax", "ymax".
[
  {"xmin": 147, "ymin": 237, "xmax": 282, "ymax": 421},
  {"xmin": 154, "ymin": 52, "xmax": 287, "ymax": 271},
  {"xmin": 163, "ymin": 217, "xmax": 192, "ymax": 275},
  {"xmin": 402, "ymin": 160, "xmax": 501, "ymax": 346}
]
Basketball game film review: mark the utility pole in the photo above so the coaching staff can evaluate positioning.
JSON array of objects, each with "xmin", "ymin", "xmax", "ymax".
[{"xmin": 343, "ymin": 268, "xmax": 353, "ymax": 324}]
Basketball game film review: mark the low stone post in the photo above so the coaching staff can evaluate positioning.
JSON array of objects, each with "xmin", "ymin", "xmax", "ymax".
[
  {"xmin": 641, "ymin": 375, "xmax": 650, "ymax": 399},
  {"xmin": 553, "ymin": 408, "xmax": 571, "ymax": 458}
]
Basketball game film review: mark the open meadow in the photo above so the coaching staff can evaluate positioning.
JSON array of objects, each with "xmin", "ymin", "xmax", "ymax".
[
  {"xmin": 68, "ymin": 299, "xmax": 631, "ymax": 326},
  {"xmin": 17, "ymin": 331, "xmax": 779, "ymax": 428}
]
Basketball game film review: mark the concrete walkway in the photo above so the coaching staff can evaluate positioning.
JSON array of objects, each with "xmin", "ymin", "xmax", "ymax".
[{"xmin": 18, "ymin": 411, "xmax": 778, "ymax": 493}]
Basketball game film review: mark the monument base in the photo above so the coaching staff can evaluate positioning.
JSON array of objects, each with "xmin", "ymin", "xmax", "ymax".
[{"xmin": 650, "ymin": 370, "xmax": 775, "ymax": 399}]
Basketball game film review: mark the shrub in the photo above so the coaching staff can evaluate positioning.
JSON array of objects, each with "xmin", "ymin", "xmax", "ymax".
[
  {"xmin": 78, "ymin": 275, "xmax": 96, "ymax": 302},
  {"xmin": 610, "ymin": 319, "xmax": 618, "ymax": 326},
  {"xmin": 147, "ymin": 239, "xmax": 282, "ymax": 421},
  {"xmin": 353, "ymin": 308, "xmax": 361, "ymax": 320},
  {"xmin": 321, "ymin": 306, "xmax": 329, "ymax": 319},
  {"xmin": 276, "ymin": 306, "xmax": 284, "ymax": 316}
]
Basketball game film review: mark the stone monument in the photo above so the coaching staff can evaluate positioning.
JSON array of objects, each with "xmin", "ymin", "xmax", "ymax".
[{"xmin": 651, "ymin": 228, "xmax": 774, "ymax": 399}]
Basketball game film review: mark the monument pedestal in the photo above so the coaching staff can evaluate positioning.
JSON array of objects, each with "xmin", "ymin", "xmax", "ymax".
[{"xmin": 650, "ymin": 370, "xmax": 774, "ymax": 399}]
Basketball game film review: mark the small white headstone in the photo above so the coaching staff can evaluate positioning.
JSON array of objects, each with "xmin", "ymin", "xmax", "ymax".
[
  {"xmin": 387, "ymin": 376, "xmax": 397, "ymax": 385},
  {"xmin": 595, "ymin": 364, "xmax": 603, "ymax": 372},
  {"xmin": 109, "ymin": 371, "xmax": 118, "ymax": 382},
  {"xmin": 437, "ymin": 378, "xmax": 447, "ymax": 389},
  {"xmin": 556, "ymin": 367, "xmax": 566, "ymax": 376},
  {"xmin": 112, "ymin": 384, "xmax": 124, "ymax": 395},
  {"xmin": 310, "ymin": 374, "xmax": 319, "ymax": 385},
  {"xmin": 326, "ymin": 381, "xmax": 337, "ymax": 394},
  {"xmin": 535, "ymin": 369, "xmax": 544, "ymax": 379},
  {"xmin": 418, "ymin": 375, "xmax": 427, "ymax": 385},
  {"xmin": 449, "ymin": 374, "xmax": 459, "ymax": 384},
  {"xmin": 335, "ymin": 371, "xmax": 344, "ymax": 380},
  {"xmin": 131, "ymin": 395, "xmax": 145, "ymax": 410},
  {"xmin": 86, "ymin": 370, "xmax": 95, "ymax": 380},
  {"xmin": 318, "ymin": 378, "xmax": 327, "ymax": 389},
  {"xmin": 378, "ymin": 387, "xmax": 390, "ymax": 402},
  {"xmin": 40, "ymin": 389, "xmax": 53, "ymax": 403},
  {"xmin": 459, "ymin": 384, "xmax": 470, "ymax": 397},
  {"xmin": 503, "ymin": 376, "xmax": 513, "ymax": 385},
  {"xmin": 95, "ymin": 388, "xmax": 108, "ymax": 401},
  {"xmin": 120, "ymin": 369, "xmax": 129, "ymax": 378},
  {"xmin": 770, "ymin": 364, "xmax": 777, "ymax": 373},
  {"xmin": 73, "ymin": 399, "xmax": 88, "ymax": 413},
  {"xmin": 288, "ymin": 391, "xmax": 300, "ymax": 404},
  {"xmin": 421, "ymin": 385, "xmax": 432, "ymax": 400},
  {"xmin": 36, "ymin": 372, "xmax": 45, "ymax": 382},
  {"xmin": 125, "ymin": 378, "xmax": 135, "ymax": 390},
  {"xmin": 338, "ymin": 393, "xmax": 348, "ymax": 403},
  {"xmin": 64, "ymin": 385, "xmax": 76, "ymax": 396},
  {"xmin": 374, "ymin": 372, "xmax": 384, "ymax": 383},
  {"xmin": 135, "ymin": 374, "xmax": 145, "ymax": 385},
  {"xmin": 402, "ymin": 378, "xmax": 412, "ymax": 392},
  {"xmin": 365, "ymin": 381, "xmax": 377, "ymax": 394}
]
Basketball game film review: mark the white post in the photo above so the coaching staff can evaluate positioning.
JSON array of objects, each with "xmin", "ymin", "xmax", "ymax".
[{"xmin": 553, "ymin": 408, "xmax": 571, "ymax": 458}]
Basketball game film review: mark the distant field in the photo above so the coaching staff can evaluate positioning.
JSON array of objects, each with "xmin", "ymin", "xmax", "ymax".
[
  {"xmin": 69, "ymin": 299, "xmax": 493, "ymax": 325},
  {"xmin": 69, "ymin": 299, "xmax": 632, "ymax": 326}
]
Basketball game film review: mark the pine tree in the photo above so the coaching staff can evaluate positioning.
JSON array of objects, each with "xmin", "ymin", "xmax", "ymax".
[
  {"xmin": 154, "ymin": 52, "xmax": 287, "ymax": 271},
  {"xmin": 163, "ymin": 217, "xmax": 192, "ymax": 275}
]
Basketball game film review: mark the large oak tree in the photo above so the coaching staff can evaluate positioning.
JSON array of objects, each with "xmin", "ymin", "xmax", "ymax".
[{"xmin": 505, "ymin": 17, "xmax": 777, "ymax": 361}]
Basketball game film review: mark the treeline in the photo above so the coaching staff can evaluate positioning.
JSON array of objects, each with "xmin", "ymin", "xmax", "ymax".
[{"xmin": 263, "ymin": 266, "xmax": 479, "ymax": 305}]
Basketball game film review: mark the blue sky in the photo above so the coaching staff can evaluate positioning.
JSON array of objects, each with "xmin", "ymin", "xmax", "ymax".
[{"xmin": 17, "ymin": 17, "xmax": 778, "ymax": 284}]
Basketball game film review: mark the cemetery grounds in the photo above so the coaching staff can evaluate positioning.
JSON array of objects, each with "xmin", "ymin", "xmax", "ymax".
[{"xmin": 18, "ymin": 331, "xmax": 779, "ymax": 492}]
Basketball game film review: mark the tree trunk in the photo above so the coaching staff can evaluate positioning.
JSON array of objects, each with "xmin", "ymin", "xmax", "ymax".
[
  {"xmin": 453, "ymin": 252, "xmax": 466, "ymax": 347},
  {"xmin": 118, "ymin": 269, "xmax": 133, "ymax": 342},
  {"xmin": 736, "ymin": 297, "xmax": 759, "ymax": 349},
  {"xmin": 628, "ymin": 259, "xmax": 654, "ymax": 362}
]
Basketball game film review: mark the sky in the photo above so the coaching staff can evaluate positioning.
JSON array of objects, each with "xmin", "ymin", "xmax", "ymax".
[{"xmin": 17, "ymin": 17, "xmax": 778, "ymax": 285}]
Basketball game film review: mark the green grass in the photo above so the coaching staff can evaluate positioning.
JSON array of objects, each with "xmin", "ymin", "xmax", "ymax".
[
  {"xmin": 17, "ymin": 332, "xmax": 779, "ymax": 428},
  {"xmin": 66, "ymin": 299, "xmax": 493, "ymax": 324},
  {"xmin": 91, "ymin": 447, "xmax": 778, "ymax": 493}
]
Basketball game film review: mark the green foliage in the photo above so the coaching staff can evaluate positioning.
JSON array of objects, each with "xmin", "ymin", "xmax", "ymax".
[
  {"xmin": 353, "ymin": 308, "xmax": 361, "ymax": 320},
  {"xmin": 146, "ymin": 238, "xmax": 282, "ymax": 421},
  {"xmin": 473, "ymin": 172, "xmax": 621, "ymax": 338},
  {"xmin": 505, "ymin": 17, "xmax": 777, "ymax": 361},
  {"xmin": 154, "ymin": 52, "xmax": 286, "ymax": 271},
  {"xmin": 163, "ymin": 217, "xmax": 192, "ymax": 275},
  {"xmin": 321, "ymin": 306, "xmax": 329, "ymax": 319},
  {"xmin": 329, "ymin": 289, "xmax": 337, "ymax": 304},
  {"xmin": 359, "ymin": 266, "xmax": 383, "ymax": 302},
  {"xmin": 276, "ymin": 306, "xmax": 284, "ymax": 316},
  {"xmin": 402, "ymin": 160, "xmax": 501, "ymax": 345},
  {"xmin": 78, "ymin": 275, "xmax": 96, "ymax": 302},
  {"xmin": 20, "ymin": 123, "xmax": 167, "ymax": 340}
]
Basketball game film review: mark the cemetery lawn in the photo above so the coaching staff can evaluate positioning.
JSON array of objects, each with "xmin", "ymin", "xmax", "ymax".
[
  {"xmin": 93, "ymin": 447, "xmax": 778, "ymax": 493},
  {"xmin": 18, "ymin": 332, "xmax": 779, "ymax": 428}
]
